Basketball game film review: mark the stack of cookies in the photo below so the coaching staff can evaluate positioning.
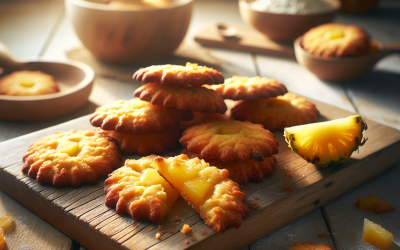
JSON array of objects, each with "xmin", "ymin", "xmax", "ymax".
[
  {"xmin": 90, "ymin": 62, "xmax": 227, "ymax": 156},
  {"xmin": 208, "ymin": 75, "xmax": 319, "ymax": 131}
]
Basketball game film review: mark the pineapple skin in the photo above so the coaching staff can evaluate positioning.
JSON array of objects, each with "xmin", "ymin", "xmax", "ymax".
[{"xmin": 284, "ymin": 115, "xmax": 367, "ymax": 167}]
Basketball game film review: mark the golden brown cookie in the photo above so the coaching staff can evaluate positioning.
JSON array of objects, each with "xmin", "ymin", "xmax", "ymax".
[
  {"xmin": 180, "ymin": 119, "xmax": 279, "ymax": 163},
  {"xmin": 180, "ymin": 111, "xmax": 227, "ymax": 130},
  {"xmin": 0, "ymin": 70, "xmax": 59, "ymax": 96},
  {"xmin": 301, "ymin": 23, "xmax": 370, "ymax": 57},
  {"xmin": 22, "ymin": 130, "xmax": 121, "ymax": 188},
  {"xmin": 182, "ymin": 149, "xmax": 276, "ymax": 184},
  {"xmin": 105, "ymin": 155, "xmax": 179, "ymax": 224},
  {"xmin": 133, "ymin": 62, "xmax": 224, "ymax": 86},
  {"xmin": 95, "ymin": 127, "xmax": 181, "ymax": 155},
  {"xmin": 152, "ymin": 154, "xmax": 249, "ymax": 233},
  {"xmin": 134, "ymin": 82, "xmax": 227, "ymax": 113},
  {"xmin": 207, "ymin": 75, "xmax": 288, "ymax": 100},
  {"xmin": 90, "ymin": 99, "xmax": 192, "ymax": 133},
  {"xmin": 231, "ymin": 93, "xmax": 319, "ymax": 131}
]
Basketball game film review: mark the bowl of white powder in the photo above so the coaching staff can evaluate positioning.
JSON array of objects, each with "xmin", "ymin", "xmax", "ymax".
[{"xmin": 239, "ymin": 0, "xmax": 340, "ymax": 41}]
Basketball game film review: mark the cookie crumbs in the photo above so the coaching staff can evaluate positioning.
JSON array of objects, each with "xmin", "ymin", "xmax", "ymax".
[
  {"xmin": 150, "ymin": 227, "xmax": 156, "ymax": 232},
  {"xmin": 250, "ymin": 203, "xmax": 259, "ymax": 209},
  {"xmin": 181, "ymin": 224, "xmax": 191, "ymax": 234},
  {"xmin": 287, "ymin": 172, "xmax": 291, "ymax": 178},
  {"xmin": 185, "ymin": 240, "xmax": 190, "ymax": 245},
  {"xmin": 253, "ymin": 196, "xmax": 259, "ymax": 200},
  {"xmin": 174, "ymin": 216, "xmax": 180, "ymax": 221},
  {"xmin": 170, "ymin": 230, "xmax": 175, "ymax": 234},
  {"xmin": 202, "ymin": 231, "xmax": 208, "ymax": 236},
  {"xmin": 155, "ymin": 233, "xmax": 161, "ymax": 239},
  {"xmin": 191, "ymin": 238, "xmax": 196, "ymax": 242},
  {"xmin": 165, "ymin": 156, "xmax": 169, "ymax": 159},
  {"xmin": 284, "ymin": 186, "xmax": 293, "ymax": 191},
  {"xmin": 159, "ymin": 225, "xmax": 163, "ymax": 231},
  {"xmin": 317, "ymin": 232, "xmax": 328, "ymax": 237},
  {"xmin": 245, "ymin": 186, "xmax": 250, "ymax": 190}
]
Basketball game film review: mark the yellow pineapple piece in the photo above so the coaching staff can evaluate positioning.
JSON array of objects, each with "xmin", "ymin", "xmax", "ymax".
[
  {"xmin": 363, "ymin": 218, "xmax": 394, "ymax": 250},
  {"xmin": 324, "ymin": 30, "xmax": 344, "ymax": 40},
  {"xmin": 141, "ymin": 169, "xmax": 179, "ymax": 207},
  {"xmin": 284, "ymin": 115, "xmax": 367, "ymax": 167},
  {"xmin": 57, "ymin": 141, "xmax": 80, "ymax": 157},
  {"xmin": 182, "ymin": 178, "xmax": 213, "ymax": 207},
  {"xmin": 152, "ymin": 154, "xmax": 249, "ymax": 234},
  {"xmin": 0, "ymin": 216, "xmax": 13, "ymax": 229},
  {"xmin": 356, "ymin": 194, "xmax": 394, "ymax": 214},
  {"xmin": 20, "ymin": 81, "xmax": 35, "ymax": 87}
]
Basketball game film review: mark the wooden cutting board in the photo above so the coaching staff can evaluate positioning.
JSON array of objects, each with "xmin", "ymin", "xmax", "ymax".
[
  {"xmin": 194, "ymin": 23, "xmax": 295, "ymax": 58},
  {"xmin": 0, "ymin": 98, "xmax": 399, "ymax": 250}
]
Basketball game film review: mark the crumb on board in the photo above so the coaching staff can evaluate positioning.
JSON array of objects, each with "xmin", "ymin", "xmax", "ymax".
[
  {"xmin": 202, "ymin": 231, "xmax": 208, "ymax": 236},
  {"xmin": 317, "ymin": 232, "xmax": 328, "ymax": 237},
  {"xmin": 191, "ymin": 238, "xmax": 196, "ymax": 242},
  {"xmin": 155, "ymin": 233, "xmax": 161, "ymax": 239},
  {"xmin": 170, "ymin": 230, "xmax": 175, "ymax": 234},
  {"xmin": 159, "ymin": 225, "xmax": 163, "ymax": 231},
  {"xmin": 150, "ymin": 227, "xmax": 156, "ymax": 232},
  {"xmin": 245, "ymin": 186, "xmax": 250, "ymax": 190},
  {"xmin": 253, "ymin": 196, "xmax": 259, "ymax": 200},
  {"xmin": 181, "ymin": 224, "xmax": 191, "ymax": 234},
  {"xmin": 185, "ymin": 240, "xmax": 190, "ymax": 245},
  {"xmin": 284, "ymin": 186, "xmax": 293, "ymax": 191},
  {"xmin": 287, "ymin": 172, "xmax": 291, "ymax": 178},
  {"xmin": 250, "ymin": 203, "xmax": 258, "ymax": 209},
  {"xmin": 174, "ymin": 216, "xmax": 180, "ymax": 221}
]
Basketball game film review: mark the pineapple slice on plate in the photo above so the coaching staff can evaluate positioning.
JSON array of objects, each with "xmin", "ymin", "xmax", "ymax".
[
  {"xmin": 363, "ymin": 218, "xmax": 394, "ymax": 250},
  {"xmin": 284, "ymin": 115, "xmax": 367, "ymax": 167},
  {"xmin": 152, "ymin": 154, "xmax": 249, "ymax": 233}
]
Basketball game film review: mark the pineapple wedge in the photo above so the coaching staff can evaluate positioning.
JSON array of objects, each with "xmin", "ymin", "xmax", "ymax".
[
  {"xmin": 363, "ymin": 218, "xmax": 394, "ymax": 250},
  {"xmin": 284, "ymin": 115, "xmax": 367, "ymax": 167}
]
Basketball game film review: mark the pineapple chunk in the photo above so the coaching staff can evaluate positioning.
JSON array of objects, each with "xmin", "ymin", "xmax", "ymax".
[
  {"xmin": 182, "ymin": 178, "xmax": 213, "ymax": 207},
  {"xmin": 356, "ymin": 194, "xmax": 394, "ymax": 214},
  {"xmin": 141, "ymin": 169, "xmax": 179, "ymax": 207},
  {"xmin": 57, "ymin": 141, "xmax": 80, "ymax": 156},
  {"xmin": 0, "ymin": 216, "xmax": 13, "ymax": 229},
  {"xmin": 284, "ymin": 115, "xmax": 367, "ymax": 167},
  {"xmin": 363, "ymin": 218, "xmax": 394, "ymax": 250},
  {"xmin": 167, "ymin": 162, "xmax": 199, "ymax": 189},
  {"xmin": 324, "ymin": 30, "xmax": 344, "ymax": 40},
  {"xmin": 20, "ymin": 81, "xmax": 35, "ymax": 87}
]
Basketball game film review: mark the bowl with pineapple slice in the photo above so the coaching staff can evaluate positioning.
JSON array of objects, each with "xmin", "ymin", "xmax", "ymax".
[{"xmin": 284, "ymin": 115, "xmax": 367, "ymax": 167}]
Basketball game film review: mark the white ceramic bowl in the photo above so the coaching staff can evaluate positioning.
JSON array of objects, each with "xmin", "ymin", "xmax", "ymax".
[
  {"xmin": 239, "ymin": 0, "xmax": 340, "ymax": 41},
  {"xmin": 65, "ymin": 0, "xmax": 193, "ymax": 64}
]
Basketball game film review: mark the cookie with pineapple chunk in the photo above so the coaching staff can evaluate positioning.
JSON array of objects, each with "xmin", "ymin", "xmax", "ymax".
[
  {"xmin": 95, "ymin": 127, "xmax": 181, "ymax": 155},
  {"xmin": 133, "ymin": 62, "xmax": 224, "ymax": 86},
  {"xmin": 152, "ymin": 154, "xmax": 249, "ymax": 233},
  {"xmin": 105, "ymin": 155, "xmax": 179, "ymax": 224},
  {"xmin": 301, "ymin": 23, "xmax": 370, "ymax": 58},
  {"xmin": 0, "ymin": 70, "xmax": 59, "ymax": 96},
  {"xmin": 22, "ymin": 130, "xmax": 121, "ymax": 188},
  {"xmin": 180, "ymin": 111, "xmax": 227, "ymax": 130},
  {"xmin": 182, "ymin": 149, "xmax": 276, "ymax": 184},
  {"xmin": 90, "ymin": 98, "xmax": 192, "ymax": 133},
  {"xmin": 207, "ymin": 75, "xmax": 287, "ymax": 100},
  {"xmin": 180, "ymin": 119, "xmax": 279, "ymax": 163},
  {"xmin": 134, "ymin": 82, "xmax": 227, "ymax": 113},
  {"xmin": 231, "ymin": 93, "xmax": 319, "ymax": 131}
]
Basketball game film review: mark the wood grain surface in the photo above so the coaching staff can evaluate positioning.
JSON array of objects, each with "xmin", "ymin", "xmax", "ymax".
[{"xmin": 0, "ymin": 97, "xmax": 399, "ymax": 250}]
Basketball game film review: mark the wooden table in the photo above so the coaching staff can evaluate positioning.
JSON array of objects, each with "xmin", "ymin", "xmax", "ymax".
[{"xmin": 0, "ymin": 0, "xmax": 399, "ymax": 249}]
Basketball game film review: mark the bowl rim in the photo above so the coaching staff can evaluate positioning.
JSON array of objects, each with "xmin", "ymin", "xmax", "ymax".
[
  {"xmin": 239, "ymin": 0, "xmax": 341, "ymax": 16},
  {"xmin": 66, "ymin": 0, "xmax": 193, "ymax": 11},
  {"xmin": 0, "ymin": 58, "xmax": 95, "ymax": 102},
  {"xmin": 294, "ymin": 36, "xmax": 385, "ymax": 63}
]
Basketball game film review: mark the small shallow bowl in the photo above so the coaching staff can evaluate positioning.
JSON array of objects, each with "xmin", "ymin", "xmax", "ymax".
[
  {"xmin": 65, "ymin": 0, "xmax": 193, "ymax": 64},
  {"xmin": 239, "ymin": 0, "xmax": 340, "ymax": 41},
  {"xmin": 0, "ymin": 59, "xmax": 94, "ymax": 121},
  {"xmin": 294, "ymin": 36, "xmax": 400, "ymax": 81}
]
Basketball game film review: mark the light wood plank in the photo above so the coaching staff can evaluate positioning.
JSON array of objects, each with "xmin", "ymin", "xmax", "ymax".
[{"xmin": 323, "ymin": 162, "xmax": 400, "ymax": 249}]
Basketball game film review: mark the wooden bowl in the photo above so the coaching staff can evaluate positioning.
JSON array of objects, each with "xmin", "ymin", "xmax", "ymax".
[
  {"xmin": 65, "ymin": 0, "xmax": 193, "ymax": 64},
  {"xmin": 238, "ymin": 0, "xmax": 340, "ymax": 41},
  {"xmin": 0, "ymin": 60, "xmax": 94, "ymax": 121}
]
